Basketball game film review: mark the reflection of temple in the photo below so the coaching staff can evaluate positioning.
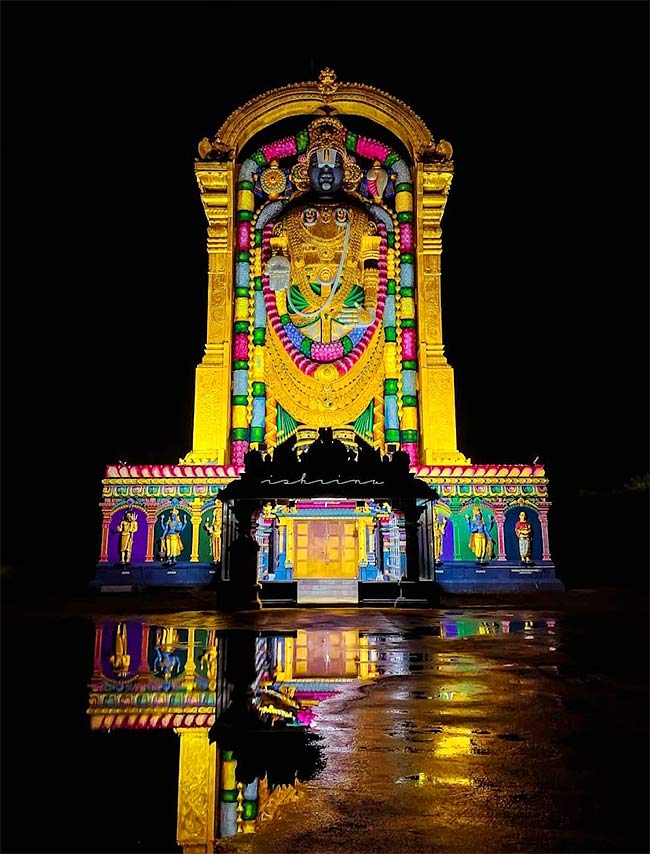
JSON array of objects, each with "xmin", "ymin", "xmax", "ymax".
[
  {"xmin": 94, "ymin": 69, "xmax": 562, "ymax": 597},
  {"xmin": 88, "ymin": 617, "xmax": 556, "ymax": 849},
  {"xmin": 88, "ymin": 620, "xmax": 377, "ymax": 850}
]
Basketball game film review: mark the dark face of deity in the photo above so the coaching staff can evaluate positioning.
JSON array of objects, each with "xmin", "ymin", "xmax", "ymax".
[{"xmin": 308, "ymin": 148, "xmax": 344, "ymax": 196}]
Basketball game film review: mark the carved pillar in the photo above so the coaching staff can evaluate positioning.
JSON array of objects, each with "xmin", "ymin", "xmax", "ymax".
[
  {"xmin": 415, "ymin": 163, "xmax": 467, "ymax": 465},
  {"xmin": 93, "ymin": 625, "xmax": 103, "ymax": 677},
  {"xmin": 357, "ymin": 634, "xmax": 370, "ymax": 678},
  {"xmin": 284, "ymin": 518, "xmax": 295, "ymax": 569},
  {"xmin": 138, "ymin": 624, "xmax": 151, "ymax": 673},
  {"xmin": 538, "ymin": 502, "xmax": 552, "ymax": 561},
  {"xmin": 183, "ymin": 161, "xmax": 235, "ymax": 465},
  {"xmin": 282, "ymin": 636, "xmax": 294, "ymax": 680},
  {"xmin": 357, "ymin": 517, "xmax": 368, "ymax": 567},
  {"xmin": 145, "ymin": 508, "xmax": 158, "ymax": 563},
  {"xmin": 183, "ymin": 627, "xmax": 197, "ymax": 690},
  {"xmin": 190, "ymin": 504, "xmax": 202, "ymax": 563},
  {"xmin": 175, "ymin": 728, "xmax": 219, "ymax": 854},
  {"xmin": 492, "ymin": 502, "xmax": 507, "ymax": 562},
  {"xmin": 222, "ymin": 500, "xmax": 263, "ymax": 610},
  {"xmin": 396, "ymin": 499, "xmax": 424, "ymax": 582},
  {"xmin": 99, "ymin": 506, "xmax": 112, "ymax": 563},
  {"xmin": 450, "ymin": 499, "xmax": 463, "ymax": 561}
]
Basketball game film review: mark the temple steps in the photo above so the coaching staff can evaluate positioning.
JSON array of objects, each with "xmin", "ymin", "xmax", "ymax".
[{"xmin": 297, "ymin": 578, "xmax": 359, "ymax": 605}]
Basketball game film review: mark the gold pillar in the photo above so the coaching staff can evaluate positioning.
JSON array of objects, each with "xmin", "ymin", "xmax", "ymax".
[
  {"xmin": 282, "ymin": 518, "xmax": 295, "ymax": 569},
  {"xmin": 415, "ymin": 163, "xmax": 468, "ymax": 465},
  {"xmin": 183, "ymin": 627, "xmax": 196, "ymax": 691},
  {"xmin": 183, "ymin": 161, "xmax": 235, "ymax": 465},
  {"xmin": 357, "ymin": 518, "xmax": 368, "ymax": 566},
  {"xmin": 275, "ymin": 636, "xmax": 294, "ymax": 681},
  {"xmin": 190, "ymin": 505, "xmax": 202, "ymax": 563},
  {"xmin": 175, "ymin": 728, "xmax": 219, "ymax": 854}
]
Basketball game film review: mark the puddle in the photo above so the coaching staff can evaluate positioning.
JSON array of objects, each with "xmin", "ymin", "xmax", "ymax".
[
  {"xmin": 82, "ymin": 614, "xmax": 559, "ymax": 846},
  {"xmin": 8, "ymin": 606, "xmax": 645, "ymax": 854}
]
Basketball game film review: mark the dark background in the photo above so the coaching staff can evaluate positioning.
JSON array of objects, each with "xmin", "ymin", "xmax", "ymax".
[{"xmin": 1, "ymin": 1, "xmax": 648, "ymax": 590}]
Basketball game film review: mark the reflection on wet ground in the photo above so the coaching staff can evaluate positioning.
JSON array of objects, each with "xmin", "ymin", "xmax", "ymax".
[{"xmin": 1, "ymin": 592, "xmax": 648, "ymax": 853}]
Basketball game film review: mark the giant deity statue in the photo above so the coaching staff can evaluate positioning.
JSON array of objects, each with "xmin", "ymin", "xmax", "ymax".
[
  {"xmin": 257, "ymin": 117, "xmax": 388, "ymax": 459},
  {"xmin": 224, "ymin": 110, "xmax": 435, "ymax": 468}
]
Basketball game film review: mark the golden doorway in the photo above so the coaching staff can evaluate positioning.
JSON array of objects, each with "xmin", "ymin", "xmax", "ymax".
[
  {"xmin": 294, "ymin": 630, "xmax": 360, "ymax": 677},
  {"xmin": 294, "ymin": 519, "xmax": 358, "ymax": 579}
]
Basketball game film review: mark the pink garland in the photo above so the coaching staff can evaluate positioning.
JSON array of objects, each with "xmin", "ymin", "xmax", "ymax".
[
  {"xmin": 398, "ymin": 222, "xmax": 414, "ymax": 253},
  {"xmin": 356, "ymin": 137, "xmax": 391, "ymax": 162},
  {"xmin": 401, "ymin": 328, "xmax": 416, "ymax": 361},
  {"xmin": 234, "ymin": 333, "xmax": 249, "ymax": 361},
  {"xmin": 262, "ymin": 137, "xmax": 297, "ymax": 161},
  {"xmin": 402, "ymin": 443, "xmax": 418, "ymax": 466},
  {"xmin": 237, "ymin": 222, "xmax": 251, "ymax": 252},
  {"xmin": 231, "ymin": 440, "xmax": 248, "ymax": 467}
]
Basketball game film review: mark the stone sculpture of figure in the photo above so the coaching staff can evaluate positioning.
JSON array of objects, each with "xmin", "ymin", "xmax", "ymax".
[
  {"xmin": 159, "ymin": 507, "xmax": 188, "ymax": 566},
  {"xmin": 514, "ymin": 510, "xmax": 534, "ymax": 565},
  {"xmin": 432, "ymin": 512, "xmax": 448, "ymax": 566},
  {"xmin": 266, "ymin": 117, "xmax": 381, "ymax": 351},
  {"xmin": 153, "ymin": 627, "xmax": 182, "ymax": 683},
  {"xmin": 109, "ymin": 622, "xmax": 131, "ymax": 677},
  {"xmin": 116, "ymin": 509, "xmax": 138, "ymax": 565},
  {"xmin": 201, "ymin": 630, "xmax": 218, "ymax": 690},
  {"xmin": 465, "ymin": 508, "xmax": 495, "ymax": 564},
  {"xmin": 203, "ymin": 513, "xmax": 221, "ymax": 565}
]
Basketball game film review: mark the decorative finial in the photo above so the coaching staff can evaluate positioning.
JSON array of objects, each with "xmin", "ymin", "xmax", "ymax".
[
  {"xmin": 197, "ymin": 136, "xmax": 234, "ymax": 162},
  {"xmin": 317, "ymin": 68, "xmax": 339, "ymax": 97},
  {"xmin": 417, "ymin": 139, "xmax": 454, "ymax": 164}
]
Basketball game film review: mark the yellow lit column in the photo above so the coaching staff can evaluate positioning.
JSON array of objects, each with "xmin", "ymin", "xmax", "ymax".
[
  {"xmin": 357, "ymin": 634, "xmax": 370, "ymax": 678},
  {"xmin": 183, "ymin": 161, "xmax": 235, "ymax": 465},
  {"xmin": 175, "ymin": 728, "xmax": 219, "ymax": 854},
  {"xmin": 357, "ymin": 518, "xmax": 368, "ymax": 566},
  {"xmin": 281, "ymin": 636, "xmax": 295, "ymax": 680},
  {"xmin": 284, "ymin": 519, "xmax": 295, "ymax": 571},
  {"xmin": 415, "ymin": 162, "xmax": 467, "ymax": 465},
  {"xmin": 190, "ymin": 504, "xmax": 202, "ymax": 563},
  {"xmin": 183, "ymin": 627, "xmax": 197, "ymax": 691}
]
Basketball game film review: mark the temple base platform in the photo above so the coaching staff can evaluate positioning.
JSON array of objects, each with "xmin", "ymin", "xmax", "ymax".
[
  {"xmin": 91, "ymin": 562, "xmax": 562, "ymax": 599},
  {"xmin": 432, "ymin": 561, "xmax": 564, "ymax": 593},
  {"xmin": 91, "ymin": 563, "xmax": 219, "ymax": 591}
]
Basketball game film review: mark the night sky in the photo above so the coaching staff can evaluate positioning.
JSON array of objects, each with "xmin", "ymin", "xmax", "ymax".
[{"xmin": 1, "ymin": 1, "xmax": 648, "ymax": 586}]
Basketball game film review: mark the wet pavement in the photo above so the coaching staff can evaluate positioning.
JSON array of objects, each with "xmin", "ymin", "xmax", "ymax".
[
  {"xmin": 211, "ymin": 595, "xmax": 648, "ymax": 854},
  {"xmin": 1, "ymin": 587, "xmax": 648, "ymax": 853}
]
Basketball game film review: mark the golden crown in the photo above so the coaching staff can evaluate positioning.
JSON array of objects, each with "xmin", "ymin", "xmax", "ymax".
[{"xmin": 307, "ymin": 117, "xmax": 347, "ymax": 158}]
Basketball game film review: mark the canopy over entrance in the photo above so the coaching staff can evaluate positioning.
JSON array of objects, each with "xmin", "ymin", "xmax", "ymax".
[{"xmin": 218, "ymin": 428, "xmax": 438, "ymax": 504}]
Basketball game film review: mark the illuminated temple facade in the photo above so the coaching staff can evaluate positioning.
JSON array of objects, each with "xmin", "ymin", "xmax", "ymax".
[{"xmin": 95, "ymin": 70, "xmax": 562, "ymax": 598}]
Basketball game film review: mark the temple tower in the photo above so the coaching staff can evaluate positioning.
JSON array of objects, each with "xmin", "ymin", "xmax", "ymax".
[{"xmin": 183, "ymin": 69, "xmax": 466, "ymax": 468}]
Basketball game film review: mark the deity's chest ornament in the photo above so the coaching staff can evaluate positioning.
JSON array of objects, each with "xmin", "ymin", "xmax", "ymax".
[{"xmin": 264, "ymin": 202, "xmax": 385, "ymax": 369}]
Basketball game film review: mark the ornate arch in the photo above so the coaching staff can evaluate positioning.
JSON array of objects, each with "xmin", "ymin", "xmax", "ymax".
[{"xmin": 198, "ymin": 69, "xmax": 448, "ymax": 164}]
